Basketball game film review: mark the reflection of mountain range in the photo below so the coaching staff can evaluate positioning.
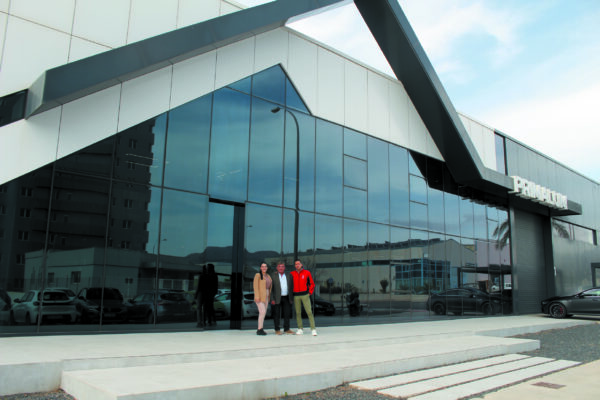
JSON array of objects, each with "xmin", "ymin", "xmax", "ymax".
[{"xmin": 185, "ymin": 247, "xmax": 279, "ymax": 264}]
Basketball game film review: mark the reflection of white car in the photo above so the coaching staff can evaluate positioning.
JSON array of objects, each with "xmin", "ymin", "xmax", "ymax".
[
  {"xmin": 11, "ymin": 289, "xmax": 78, "ymax": 325},
  {"xmin": 213, "ymin": 291, "xmax": 259, "ymax": 318}
]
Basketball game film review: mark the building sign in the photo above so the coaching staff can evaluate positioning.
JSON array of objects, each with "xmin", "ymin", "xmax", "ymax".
[{"xmin": 511, "ymin": 176, "xmax": 568, "ymax": 210}]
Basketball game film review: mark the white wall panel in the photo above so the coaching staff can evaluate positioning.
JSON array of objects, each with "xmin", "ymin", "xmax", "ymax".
[
  {"xmin": 0, "ymin": 13, "xmax": 6, "ymax": 66},
  {"xmin": 0, "ymin": 108, "xmax": 61, "ymax": 186},
  {"xmin": 10, "ymin": 0, "xmax": 75, "ymax": 33},
  {"xmin": 118, "ymin": 66, "xmax": 172, "ymax": 132},
  {"xmin": 367, "ymin": 70, "xmax": 390, "ymax": 141},
  {"xmin": 0, "ymin": 1, "xmax": 8, "ymax": 12},
  {"xmin": 127, "ymin": 0, "xmax": 177, "ymax": 44},
  {"xmin": 254, "ymin": 29, "xmax": 288, "ymax": 73},
  {"xmin": 68, "ymin": 37, "xmax": 111, "ymax": 63},
  {"xmin": 481, "ymin": 124, "xmax": 497, "ymax": 169},
  {"xmin": 171, "ymin": 51, "xmax": 216, "ymax": 109},
  {"xmin": 468, "ymin": 120, "xmax": 486, "ymax": 165},
  {"xmin": 219, "ymin": 2, "xmax": 242, "ymax": 15},
  {"xmin": 344, "ymin": 61, "xmax": 368, "ymax": 133},
  {"xmin": 177, "ymin": 0, "xmax": 220, "ymax": 28},
  {"xmin": 0, "ymin": 17, "xmax": 70, "ymax": 96},
  {"xmin": 72, "ymin": 0, "xmax": 130, "ymax": 48},
  {"xmin": 214, "ymin": 37, "xmax": 255, "ymax": 90},
  {"xmin": 316, "ymin": 47, "xmax": 344, "ymax": 126},
  {"xmin": 407, "ymin": 100, "xmax": 428, "ymax": 156},
  {"xmin": 58, "ymin": 85, "xmax": 121, "ymax": 159},
  {"xmin": 287, "ymin": 35, "xmax": 318, "ymax": 114},
  {"xmin": 388, "ymin": 81, "xmax": 409, "ymax": 149}
]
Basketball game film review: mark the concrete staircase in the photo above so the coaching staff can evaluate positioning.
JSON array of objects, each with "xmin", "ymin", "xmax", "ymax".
[{"xmin": 0, "ymin": 316, "xmax": 591, "ymax": 400}]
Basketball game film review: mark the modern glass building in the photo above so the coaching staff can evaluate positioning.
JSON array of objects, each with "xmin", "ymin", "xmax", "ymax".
[{"xmin": 0, "ymin": 0, "xmax": 599, "ymax": 335}]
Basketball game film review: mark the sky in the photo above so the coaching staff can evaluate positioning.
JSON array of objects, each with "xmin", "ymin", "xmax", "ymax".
[{"xmin": 237, "ymin": 0, "xmax": 600, "ymax": 182}]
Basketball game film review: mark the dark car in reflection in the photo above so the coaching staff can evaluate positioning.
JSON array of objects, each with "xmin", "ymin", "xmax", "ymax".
[
  {"xmin": 541, "ymin": 287, "xmax": 600, "ymax": 318},
  {"xmin": 126, "ymin": 290, "xmax": 194, "ymax": 323},
  {"xmin": 426, "ymin": 287, "xmax": 502, "ymax": 316},
  {"xmin": 301, "ymin": 295, "xmax": 336, "ymax": 317},
  {"xmin": 76, "ymin": 287, "xmax": 128, "ymax": 323}
]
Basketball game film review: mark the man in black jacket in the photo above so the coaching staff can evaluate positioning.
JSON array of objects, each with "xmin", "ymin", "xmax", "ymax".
[{"xmin": 270, "ymin": 262, "xmax": 294, "ymax": 335}]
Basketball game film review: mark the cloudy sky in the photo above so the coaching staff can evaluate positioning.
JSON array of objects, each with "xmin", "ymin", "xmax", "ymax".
[{"xmin": 238, "ymin": 0, "xmax": 600, "ymax": 182}]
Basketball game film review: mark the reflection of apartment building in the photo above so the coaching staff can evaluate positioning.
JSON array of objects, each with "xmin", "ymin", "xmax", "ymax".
[{"xmin": 1, "ymin": 1, "xmax": 599, "ymax": 335}]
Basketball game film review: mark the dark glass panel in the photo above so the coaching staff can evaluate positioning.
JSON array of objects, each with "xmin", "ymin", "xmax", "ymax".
[
  {"xmin": 343, "ymin": 219, "xmax": 367, "ymax": 321},
  {"xmin": 286, "ymin": 79, "xmax": 309, "ymax": 114},
  {"xmin": 284, "ymin": 111, "xmax": 314, "ymax": 211},
  {"xmin": 367, "ymin": 138, "xmax": 389, "ymax": 224},
  {"xmin": 248, "ymin": 98, "xmax": 284, "ymax": 206},
  {"xmin": 344, "ymin": 156, "xmax": 367, "ymax": 190},
  {"xmin": 473, "ymin": 203, "xmax": 487, "ymax": 241},
  {"xmin": 164, "ymin": 95, "xmax": 211, "ymax": 193},
  {"xmin": 409, "ymin": 175, "xmax": 427, "ymax": 204},
  {"xmin": 227, "ymin": 76, "xmax": 251, "ymax": 94},
  {"xmin": 208, "ymin": 88, "xmax": 250, "ymax": 202},
  {"xmin": 315, "ymin": 119, "xmax": 343, "ymax": 216},
  {"xmin": 459, "ymin": 197, "xmax": 474, "ymax": 239},
  {"xmin": 297, "ymin": 211, "xmax": 315, "ymax": 266},
  {"xmin": 444, "ymin": 192, "xmax": 460, "ymax": 236},
  {"xmin": 427, "ymin": 232, "xmax": 448, "ymax": 294},
  {"xmin": 314, "ymin": 214, "xmax": 342, "ymax": 309},
  {"xmin": 282, "ymin": 208, "xmax": 295, "ymax": 265},
  {"xmin": 114, "ymin": 115, "xmax": 166, "ymax": 186},
  {"xmin": 368, "ymin": 223, "xmax": 391, "ymax": 320},
  {"xmin": 252, "ymin": 65, "xmax": 285, "ymax": 105},
  {"xmin": 0, "ymin": 167, "xmax": 52, "ymax": 334},
  {"xmin": 0, "ymin": 90, "xmax": 26, "ymax": 127},
  {"xmin": 408, "ymin": 153, "xmax": 424, "ymax": 177},
  {"xmin": 427, "ymin": 186, "xmax": 444, "ymax": 233},
  {"xmin": 389, "ymin": 145, "xmax": 409, "ymax": 227},
  {"xmin": 390, "ymin": 225, "xmax": 410, "ymax": 320},
  {"xmin": 410, "ymin": 201, "xmax": 427, "ymax": 230},
  {"xmin": 55, "ymin": 136, "xmax": 115, "ymax": 178},
  {"xmin": 343, "ymin": 187, "xmax": 367, "ymax": 221},
  {"xmin": 344, "ymin": 128, "xmax": 366, "ymax": 160}
]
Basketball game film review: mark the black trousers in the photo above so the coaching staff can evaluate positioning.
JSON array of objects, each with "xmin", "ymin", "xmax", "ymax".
[{"xmin": 272, "ymin": 295, "xmax": 292, "ymax": 331}]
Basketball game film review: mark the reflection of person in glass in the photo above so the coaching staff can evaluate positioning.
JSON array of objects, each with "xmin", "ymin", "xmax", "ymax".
[
  {"xmin": 204, "ymin": 264, "xmax": 218, "ymax": 326},
  {"xmin": 270, "ymin": 262, "xmax": 294, "ymax": 335},
  {"xmin": 253, "ymin": 262, "xmax": 272, "ymax": 336},
  {"xmin": 292, "ymin": 260, "xmax": 317, "ymax": 336},
  {"xmin": 195, "ymin": 265, "xmax": 207, "ymax": 329}
]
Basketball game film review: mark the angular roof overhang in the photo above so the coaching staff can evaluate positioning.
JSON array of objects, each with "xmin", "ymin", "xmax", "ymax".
[{"xmin": 24, "ymin": 0, "xmax": 581, "ymax": 216}]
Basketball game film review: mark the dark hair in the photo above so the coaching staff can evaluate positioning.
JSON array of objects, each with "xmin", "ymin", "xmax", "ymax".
[{"xmin": 260, "ymin": 262, "xmax": 267, "ymax": 280}]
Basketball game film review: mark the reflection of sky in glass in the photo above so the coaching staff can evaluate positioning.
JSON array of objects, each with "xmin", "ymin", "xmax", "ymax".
[
  {"xmin": 160, "ymin": 190, "xmax": 208, "ymax": 257},
  {"xmin": 315, "ymin": 120, "xmax": 342, "ymax": 215},
  {"xmin": 368, "ymin": 138, "xmax": 389, "ymax": 224},
  {"xmin": 344, "ymin": 187, "xmax": 366, "ymax": 220},
  {"xmin": 244, "ymin": 203, "xmax": 282, "ymax": 254},
  {"xmin": 207, "ymin": 202, "xmax": 233, "ymax": 248},
  {"xmin": 315, "ymin": 214, "xmax": 342, "ymax": 251}
]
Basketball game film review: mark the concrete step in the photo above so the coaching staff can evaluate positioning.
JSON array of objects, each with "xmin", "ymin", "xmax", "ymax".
[{"xmin": 60, "ymin": 335, "xmax": 538, "ymax": 400}]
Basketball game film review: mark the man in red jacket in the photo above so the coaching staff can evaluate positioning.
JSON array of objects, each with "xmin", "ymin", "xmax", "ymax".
[{"xmin": 291, "ymin": 260, "xmax": 317, "ymax": 336}]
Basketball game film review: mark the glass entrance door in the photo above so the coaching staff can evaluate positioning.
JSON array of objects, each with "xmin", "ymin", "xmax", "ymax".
[{"xmin": 204, "ymin": 201, "xmax": 244, "ymax": 329}]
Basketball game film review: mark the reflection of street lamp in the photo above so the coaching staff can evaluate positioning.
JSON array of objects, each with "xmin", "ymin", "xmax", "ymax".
[{"xmin": 271, "ymin": 106, "xmax": 299, "ymax": 261}]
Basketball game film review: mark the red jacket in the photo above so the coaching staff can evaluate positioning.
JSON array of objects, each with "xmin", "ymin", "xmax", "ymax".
[{"xmin": 291, "ymin": 268, "xmax": 314, "ymax": 296}]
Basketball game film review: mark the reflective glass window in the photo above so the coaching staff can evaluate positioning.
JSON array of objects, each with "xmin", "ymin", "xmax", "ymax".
[
  {"xmin": 343, "ymin": 219, "xmax": 368, "ymax": 315},
  {"xmin": 248, "ymin": 98, "xmax": 284, "ymax": 206},
  {"xmin": 56, "ymin": 136, "xmax": 115, "ymax": 178},
  {"xmin": 410, "ymin": 201, "xmax": 428, "ymax": 230},
  {"xmin": 164, "ymin": 95, "xmax": 211, "ymax": 193},
  {"xmin": 315, "ymin": 119, "xmax": 343, "ymax": 216},
  {"xmin": 315, "ymin": 214, "xmax": 342, "ymax": 294},
  {"xmin": 344, "ymin": 128, "xmax": 366, "ymax": 160},
  {"xmin": 428, "ymin": 187, "xmax": 444, "ymax": 233},
  {"xmin": 344, "ymin": 187, "xmax": 367, "ymax": 221},
  {"xmin": 444, "ymin": 192, "xmax": 460, "ymax": 236},
  {"xmin": 286, "ymin": 79, "xmax": 309, "ymax": 114},
  {"xmin": 285, "ymin": 111, "xmax": 315, "ymax": 211},
  {"xmin": 473, "ymin": 203, "xmax": 487, "ymax": 240},
  {"xmin": 252, "ymin": 65, "xmax": 285, "ymax": 106},
  {"xmin": 408, "ymin": 153, "xmax": 424, "ymax": 177},
  {"xmin": 227, "ymin": 76, "xmax": 251, "ymax": 94},
  {"xmin": 368, "ymin": 222, "xmax": 390, "ymax": 317},
  {"xmin": 344, "ymin": 156, "xmax": 367, "ymax": 190},
  {"xmin": 114, "ymin": 115, "xmax": 166, "ymax": 186},
  {"xmin": 368, "ymin": 138, "xmax": 390, "ymax": 224},
  {"xmin": 208, "ymin": 88, "xmax": 250, "ymax": 202},
  {"xmin": 297, "ymin": 211, "xmax": 315, "ymax": 263},
  {"xmin": 389, "ymin": 146, "xmax": 409, "ymax": 227},
  {"xmin": 410, "ymin": 175, "xmax": 427, "ymax": 204},
  {"xmin": 459, "ymin": 197, "xmax": 474, "ymax": 239},
  {"xmin": 245, "ymin": 203, "xmax": 282, "ymax": 268}
]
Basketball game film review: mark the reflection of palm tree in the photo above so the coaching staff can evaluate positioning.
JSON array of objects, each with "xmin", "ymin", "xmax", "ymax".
[
  {"xmin": 492, "ymin": 220, "xmax": 510, "ymax": 250},
  {"xmin": 552, "ymin": 220, "xmax": 570, "ymax": 239}
]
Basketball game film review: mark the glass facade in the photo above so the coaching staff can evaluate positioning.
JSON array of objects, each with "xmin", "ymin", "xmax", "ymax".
[{"xmin": 0, "ymin": 65, "xmax": 513, "ymax": 335}]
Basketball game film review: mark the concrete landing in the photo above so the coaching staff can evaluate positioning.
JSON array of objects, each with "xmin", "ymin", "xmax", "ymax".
[{"xmin": 0, "ymin": 315, "xmax": 592, "ymax": 399}]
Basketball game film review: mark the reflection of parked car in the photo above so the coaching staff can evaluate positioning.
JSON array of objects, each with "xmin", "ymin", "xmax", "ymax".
[
  {"xmin": 76, "ymin": 287, "xmax": 127, "ymax": 323},
  {"xmin": 126, "ymin": 290, "xmax": 194, "ymax": 323},
  {"xmin": 52, "ymin": 287, "xmax": 77, "ymax": 301},
  {"xmin": 426, "ymin": 287, "xmax": 501, "ymax": 316},
  {"xmin": 213, "ymin": 291, "xmax": 258, "ymax": 319},
  {"xmin": 0, "ymin": 288, "xmax": 12, "ymax": 325},
  {"xmin": 11, "ymin": 289, "xmax": 77, "ymax": 324},
  {"xmin": 541, "ymin": 287, "xmax": 600, "ymax": 319},
  {"xmin": 300, "ymin": 295, "xmax": 336, "ymax": 317}
]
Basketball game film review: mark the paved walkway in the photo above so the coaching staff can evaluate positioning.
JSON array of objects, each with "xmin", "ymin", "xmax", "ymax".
[{"xmin": 0, "ymin": 315, "xmax": 594, "ymax": 399}]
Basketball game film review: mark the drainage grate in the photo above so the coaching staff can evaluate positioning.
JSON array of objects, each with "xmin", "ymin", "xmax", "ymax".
[{"xmin": 532, "ymin": 382, "xmax": 565, "ymax": 389}]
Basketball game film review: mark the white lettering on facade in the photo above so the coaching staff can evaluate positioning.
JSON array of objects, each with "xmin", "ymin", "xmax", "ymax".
[{"xmin": 510, "ymin": 176, "xmax": 568, "ymax": 210}]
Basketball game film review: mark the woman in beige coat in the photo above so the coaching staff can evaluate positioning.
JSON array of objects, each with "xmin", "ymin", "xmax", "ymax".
[{"xmin": 253, "ymin": 262, "xmax": 272, "ymax": 335}]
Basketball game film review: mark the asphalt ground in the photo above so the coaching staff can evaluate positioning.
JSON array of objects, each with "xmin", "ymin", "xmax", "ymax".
[{"xmin": 2, "ymin": 320, "xmax": 599, "ymax": 400}]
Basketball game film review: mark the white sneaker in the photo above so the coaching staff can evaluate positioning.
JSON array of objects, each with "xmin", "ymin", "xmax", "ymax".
[
  {"xmin": 296, "ymin": 329, "xmax": 304, "ymax": 335},
  {"xmin": 312, "ymin": 329, "xmax": 318, "ymax": 336}
]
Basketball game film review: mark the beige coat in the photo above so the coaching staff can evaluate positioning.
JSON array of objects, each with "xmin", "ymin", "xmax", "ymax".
[{"xmin": 253, "ymin": 273, "xmax": 271, "ymax": 303}]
